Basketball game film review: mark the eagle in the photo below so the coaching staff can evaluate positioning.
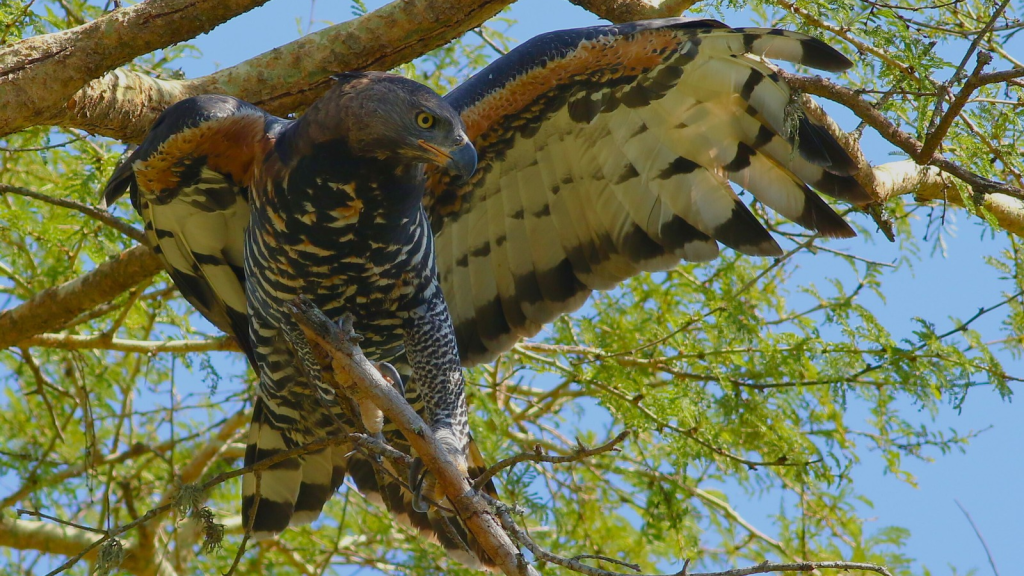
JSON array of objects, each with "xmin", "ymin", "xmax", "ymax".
[{"xmin": 102, "ymin": 17, "xmax": 868, "ymax": 570}]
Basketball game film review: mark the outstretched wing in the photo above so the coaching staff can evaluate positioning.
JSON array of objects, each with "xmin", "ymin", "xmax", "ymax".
[
  {"xmin": 102, "ymin": 95, "xmax": 283, "ymax": 367},
  {"xmin": 428, "ymin": 18, "xmax": 871, "ymax": 365}
]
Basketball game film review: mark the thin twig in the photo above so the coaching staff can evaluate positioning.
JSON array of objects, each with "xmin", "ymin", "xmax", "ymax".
[
  {"xmin": 570, "ymin": 555, "xmax": 641, "ymax": 572},
  {"xmin": 473, "ymin": 431, "xmax": 630, "ymax": 490},
  {"xmin": 0, "ymin": 135, "xmax": 85, "ymax": 152},
  {"xmin": 0, "ymin": 183, "xmax": 144, "ymax": 243},
  {"xmin": 16, "ymin": 510, "xmax": 108, "ymax": 535},
  {"xmin": 493, "ymin": 503, "xmax": 894, "ymax": 576},
  {"xmin": 954, "ymin": 499, "xmax": 1001, "ymax": 576}
]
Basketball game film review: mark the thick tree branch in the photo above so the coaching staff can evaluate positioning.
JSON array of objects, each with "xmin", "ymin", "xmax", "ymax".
[
  {"xmin": 20, "ymin": 333, "xmax": 238, "ymax": 354},
  {"xmin": 873, "ymin": 160, "xmax": 1024, "ymax": 238},
  {"xmin": 287, "ymin": 297, "xmax": 538, "ymax": 576},
  {"xmin": 569, "ymin": 0, "xmax": 698, "ymax": 21},
  {"xmin": 0, "ymin": 0, "xmax": 270, "ymax": 139},
  {"xmin": 40, "ymin": 0, "xmax": 515, "ymax": 143},
  {"xmin": 0, "ymin": 245, "xmax": 163, "ymax": 351},
  {"xmin": 0, "ymin": 518, "xmax": 177, "ymax": 576}
]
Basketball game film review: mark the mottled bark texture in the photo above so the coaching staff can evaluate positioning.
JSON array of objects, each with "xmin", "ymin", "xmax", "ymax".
[
  {"xmin": 15, "ymin": 0, "xmax": 519, "ymax": 142},
  {"xmin": 0, "ymin": 0, "xmax": 271, "ymax": 138},
  {"xmin": 873, "ymin": 161, "xmax": 1024, "ymax": 238},
  {"xmin": 571, "ymin": 0, "xmax": 697, "ymax": 22},
  {"xmin": 0, "ymin": 245, "xmax": 163, "ymax": 350}
]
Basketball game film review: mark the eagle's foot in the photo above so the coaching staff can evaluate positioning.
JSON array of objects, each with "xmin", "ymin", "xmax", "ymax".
[
  {"xmin": 336, "ymin": 313, "xmax": 363, "ymax": 343},
  {"xmin": 407, "ymin": 427, "xmax": 470, "ymax": 513}
]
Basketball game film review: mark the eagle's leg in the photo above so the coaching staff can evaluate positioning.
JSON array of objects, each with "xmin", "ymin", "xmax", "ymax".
[
  {"xmin": 401, "ymin": 285, "xmax": 472, "ymax": 512},
  {"xmin": 281, "ymin": 318, "xmax": 338, "ymax": 408}
]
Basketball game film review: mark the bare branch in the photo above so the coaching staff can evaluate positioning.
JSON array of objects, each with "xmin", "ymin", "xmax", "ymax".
[
  {"xmin": 0, "ymin": 0, "xmax": 271, "ymax": 139},
  {"xmin": 955, "ymin": 499, "xmax": 1001, "ymax": 576},
  {"xmin": 287, "ymin": 297, "xmax": 538, "ymax": 576},
  {"xmin": 0, "ymin": 245, "xmax": 163, "ymax": 350},
  {"xmin": 473, "ymin": 430, "xmax": 630, "ymax": 490}
]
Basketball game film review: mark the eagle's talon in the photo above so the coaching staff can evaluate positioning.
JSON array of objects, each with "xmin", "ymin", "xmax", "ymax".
[
  {"xmin": 409, "ymin": 457, "xmax": 431, "ymax": 513},
  {"xmin": 375, "ymin": 361, "xmax": 405, "ymax": 397}
]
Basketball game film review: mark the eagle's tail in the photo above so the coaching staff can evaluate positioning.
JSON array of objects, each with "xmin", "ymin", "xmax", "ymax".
[{"xmin": 241, "ymin": 398, "xmax": 498, "ymax": 570}]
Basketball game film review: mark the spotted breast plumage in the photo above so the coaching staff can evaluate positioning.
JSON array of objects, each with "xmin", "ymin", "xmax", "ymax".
[{"xmin": 103, "ymin": 18, "xmax": 869, "ymax": 570}]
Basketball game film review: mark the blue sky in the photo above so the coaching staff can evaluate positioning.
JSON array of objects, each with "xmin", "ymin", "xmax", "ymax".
[{"xmin": 172, "ymin": 1, "xmax": 1022, "ymax": 573}]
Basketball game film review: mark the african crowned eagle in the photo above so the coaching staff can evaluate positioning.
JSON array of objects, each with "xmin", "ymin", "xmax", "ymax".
[{"xmin": 102, "ymin": 17, "xmax": 869, "ymax": 570}]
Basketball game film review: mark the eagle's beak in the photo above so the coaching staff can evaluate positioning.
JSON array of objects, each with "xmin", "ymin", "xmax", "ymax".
[
  {"xmin": 445, "ymin": 140, "xmax": 477, "ymax": 179},
  {"xmin": 419, "ymin": 138, "xmax": 477, "ymax": 179}
]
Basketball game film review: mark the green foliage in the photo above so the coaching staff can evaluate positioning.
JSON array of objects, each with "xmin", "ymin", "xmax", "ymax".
[
  {"xmin": 394, "ymin": 15, "xmax": 516, "ymax": 93},
  {"xmin": 0, "ymin": 1, "xmax": 1022, "ymax": 575}
]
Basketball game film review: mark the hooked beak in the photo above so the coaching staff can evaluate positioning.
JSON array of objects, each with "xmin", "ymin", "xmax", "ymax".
[{"xmin": 418, "ymin": 138, "xmax": 477, "ymax": 179}]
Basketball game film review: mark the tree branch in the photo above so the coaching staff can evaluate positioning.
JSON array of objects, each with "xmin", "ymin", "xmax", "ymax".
[
  {"xmin": 569, "ymin": 0, "xmax": 699, "ymax": 21},
  {"xmin": 0, "ymin": 0, "xmax": 271, "ymax": 139},
  {"xmin": 473, "ymin": 431, "xmax": 630, "ymax": 490},
  {"xmin": 873, "ymin": 160, "xmax": 1024, "ymax": 238},
  {"xmin": 0, "ymin": 245, "xmax": 163, "ymax": 351},
  {"xmin": 37, "ymin": 0, "xmax": 516, "ymax": 143},
  {"xmin": 493, "ymin": 503, "xmax": 893, "ymax": 576},
  {"xmin": 0, "ymin": 518, "xmax": 178, "ymax": 576},
  {"xmin": 919, "ymin": 51, "xmax": 993, "ymax": 161},
  {"xmin": 777, "ymin": 70, "xmax": 1024, "ymax": 199},
  {"xmin": 286, "ymin": 297, "xmax": 538, "ymax": 576},
  {"xmin": 20, "ymin": 333, "xmax": 238, "ymax": 354}
]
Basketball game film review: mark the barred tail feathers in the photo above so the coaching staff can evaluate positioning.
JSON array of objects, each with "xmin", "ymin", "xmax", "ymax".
[
  {"xmin": 241, "ymin": 399, "xmax": 347, "ymax": 539},
  {"xmin": 241, "ymin": 399, "xmax": 498, "ymax": 570}
]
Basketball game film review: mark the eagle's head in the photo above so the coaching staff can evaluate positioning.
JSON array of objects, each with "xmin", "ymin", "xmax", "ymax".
[{"xmin": 293, "ymin": 71, "xmax": 476, "ymax": 179}]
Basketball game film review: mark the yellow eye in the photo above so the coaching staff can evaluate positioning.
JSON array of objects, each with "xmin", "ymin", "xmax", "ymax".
[{"xmin": 416, "ymin": 112, "xmax": 435, "ymax": 129}]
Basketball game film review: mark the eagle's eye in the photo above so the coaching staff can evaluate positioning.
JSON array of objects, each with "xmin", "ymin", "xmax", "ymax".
[{"xmin": 416, "ymin": 112, "xmax": 435, "ymax": 129}]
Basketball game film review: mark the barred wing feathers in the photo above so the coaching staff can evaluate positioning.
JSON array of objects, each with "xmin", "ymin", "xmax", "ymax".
[
  {"xmin": 101, "ymin": 95, "xmax": 277, "ymax": 368},
  {"xmin": 429, "ymin": 18, "xmax": 870, "ymax": 365}
]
